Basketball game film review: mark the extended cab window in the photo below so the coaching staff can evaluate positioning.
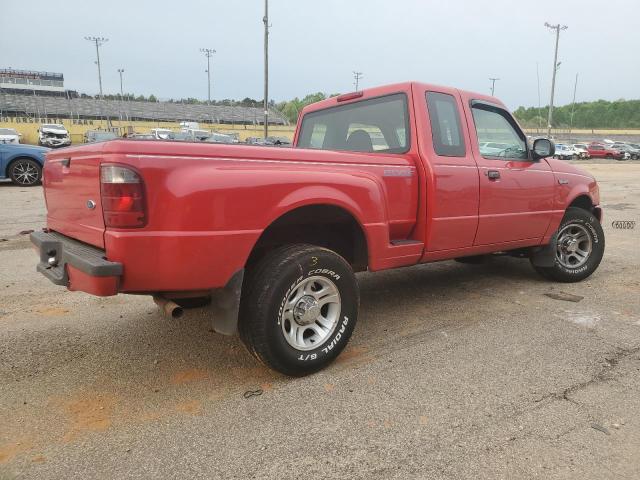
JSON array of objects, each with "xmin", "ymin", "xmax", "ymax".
[
  {"xmin": 471, "ymin": 103, "xmax": 528, "ymax": 160},
  {"xmin": 426, "ymin": 92, "xmax": 465, "ymax": 157},
  {"xmin": 297, "ymin": 93, "xmax": 409, "ymax": 154}
]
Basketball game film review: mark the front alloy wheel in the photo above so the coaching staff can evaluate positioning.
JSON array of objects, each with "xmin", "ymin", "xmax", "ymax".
[
  {"xmin": 556, "ymin": 223, "xmax": 592, "ymax": 269},
  {"xmin": 532, "ymin": 207, "xmax": 604, "ymax": 282}
]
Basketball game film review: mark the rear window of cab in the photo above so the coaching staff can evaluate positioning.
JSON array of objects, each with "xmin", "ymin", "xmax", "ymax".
[{"xmin": 297, "ymin": 93, "xmax": 410, "ymax": 154}]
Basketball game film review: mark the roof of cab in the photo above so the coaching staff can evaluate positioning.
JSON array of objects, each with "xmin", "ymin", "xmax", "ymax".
[{"xmin": 299, "ymin": 81, "xmax": 507, "ymax": 117}]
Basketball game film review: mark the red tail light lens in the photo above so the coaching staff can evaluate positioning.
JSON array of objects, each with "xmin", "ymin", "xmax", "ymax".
[{"xmin": 100, "ymin": 165, "xmax": 147, "ymax": 228}]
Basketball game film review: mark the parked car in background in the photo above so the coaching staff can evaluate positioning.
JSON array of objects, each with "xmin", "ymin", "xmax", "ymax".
[
  {"xmin": 170, "ymin": 131, "xmax": 193, "ymax": 142},
  {"xmin": 572, "ymin": 144, "xmax": 590, "ymax": 159},
  {"xmin": 610, "ymin": 143, "xmax": 640, "ymax": 160},
  {"xmin": 127, "ymin": 133, "xmax": 155, "ymax": 140},
  {"xmin": 587, "ymin": 143, "xmax": 624, "ymax": 160},
  {"xmin": 150, "ymin": 128, "xmax": 175, "ymax": 140},
  {"xmin": 84, "ymin": 130, "xmax": 118, "ymax": 143},
  {"xmin": 179, "ymin": 121, "xmax": 200, "ymax": 130},
  {"xmin": 0, "ymin": 128, "xmax": 22, "ymax": 144},
  {"xmin": 265, "ymin": 136, "xmax": 292, "ymax": 146},
  {"xmin": 38, "ymin": 124, "xmax": 71, "ymax": 148},
  {"xmin": 0, "ymin": 142, "xmax": 49, "ymax": 185},
  {"xmin": 554, "ymin": 144, "xmax": 579, "ymax": 160},
  {"xmin": 245, "ymin": 136, "xmax": 265, "ymax": 145},
  {"xmin": 204, "ymin": 133, "xmax": 236, "ymax": 144},
  {"xmin": 182, "ymin": 129, "xmax": 211, "ymax": 141},
  {"xmin": 478, "ymin": 142, "xmax": 512, "ymax": 156}
]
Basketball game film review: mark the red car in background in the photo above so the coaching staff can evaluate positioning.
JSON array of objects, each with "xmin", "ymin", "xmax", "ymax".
[{"xmin": 587, "ymin": 143, "xmax": 624, "ymax": 160}]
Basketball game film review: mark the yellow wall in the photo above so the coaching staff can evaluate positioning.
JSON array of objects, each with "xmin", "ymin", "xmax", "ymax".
[{"xmin": 0, "ymin": 117, "xmax": 296, "ymax": 145}]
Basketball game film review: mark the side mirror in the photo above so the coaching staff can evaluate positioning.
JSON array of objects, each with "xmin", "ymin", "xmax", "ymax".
[{"xmin": 532, "ymin": 138, "xmax": 555, "ymax": 160}]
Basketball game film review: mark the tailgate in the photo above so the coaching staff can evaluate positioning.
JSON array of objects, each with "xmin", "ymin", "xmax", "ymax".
[{"xmin": 43, "ymin": 153, "xmax": 105, "ymax": 248}]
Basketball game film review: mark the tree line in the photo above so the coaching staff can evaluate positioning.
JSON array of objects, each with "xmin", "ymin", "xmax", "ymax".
[
  {"xmin": 514, "ymin": 99, "xmax": 640, "ymax": 129},
  {"xmin": 77, "ymin": 92, "xmax": 640, "ymax": 129}
]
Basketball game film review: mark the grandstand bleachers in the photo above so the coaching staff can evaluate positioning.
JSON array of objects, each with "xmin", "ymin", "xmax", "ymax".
[{"xmin": 0, "ymin": 92, "xmax": 287, "ymax": 125}]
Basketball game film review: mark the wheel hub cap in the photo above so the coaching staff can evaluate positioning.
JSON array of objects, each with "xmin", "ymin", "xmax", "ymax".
[
  {"xmin": 280, "ymin": 276, "xmax": 341, "ymax": 351},
  {"xmin": 556, "ymin": 223, "xmax": 592, "ymax": 269},
  {"xmin": 294, "ymin": 295, "xmax": 321, "ymax": 326}
]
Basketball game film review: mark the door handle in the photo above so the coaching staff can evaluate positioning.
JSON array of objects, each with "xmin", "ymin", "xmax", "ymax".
[{"xmin": 486, "ymin": 170, "xmax": 500, "ymax": 180}]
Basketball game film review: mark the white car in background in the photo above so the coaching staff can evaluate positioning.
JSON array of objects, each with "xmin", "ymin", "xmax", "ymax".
[
  {"xmin": 554, "ymin": 143, "xmax": 579, "ymax": 160},
  {"xmin": 0, "ymin": 128, "xmax": 22, "ymax": 144},
  {"xmin": 38, "ymin": 124, "xmax": 71, "ymax": 148},
  {"xmin": 149, "ymin": 128, "xmax": 175, "ymax": 140},
  {"xmin": 573, "ymin": 144, "xmax": 590, "ymax": 159}
]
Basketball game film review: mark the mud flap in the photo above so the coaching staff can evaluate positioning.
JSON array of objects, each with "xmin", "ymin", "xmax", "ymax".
[
  {"xmin": 209, "ymin": 269, "xmax": 244, "ymax": 336},
  {"xmin": 531, "ymin": 233, "xmax": 558, "ymax": 267}
]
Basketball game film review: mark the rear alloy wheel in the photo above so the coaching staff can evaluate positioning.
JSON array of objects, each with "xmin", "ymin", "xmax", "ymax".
[
  {"xmin": 8, "ymin": 158, "xmax": 42, "ymax": 186},
  {"xmin": 239, "ymin": 244, "xmax": 359, "ymax": 376},
  {"xmin": 531, "ymin": 207, "xmax": 604, "ymax": 282}
]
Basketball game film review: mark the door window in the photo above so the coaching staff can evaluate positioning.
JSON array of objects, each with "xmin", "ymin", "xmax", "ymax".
[{"xmin": 471, "ymin": 104, "xmax": 528, "ymax": 160}]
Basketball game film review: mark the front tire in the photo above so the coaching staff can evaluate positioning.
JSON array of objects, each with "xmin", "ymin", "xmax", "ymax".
[
  {"xmin": 239, "ymin": 244, "xmax": 359, "ymax": 376},
  {"xmin": 531, "ymin": 207, "xmax": 604, "ymax": 282},
  {"xmin": 8, "ymin": 158, "xmax": 42, "ymax": 186}
]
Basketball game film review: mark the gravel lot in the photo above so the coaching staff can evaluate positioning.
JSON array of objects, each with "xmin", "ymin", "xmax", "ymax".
[{"xmin": 1, "ymin": 161, "xmax": 639, "ymax": 479}]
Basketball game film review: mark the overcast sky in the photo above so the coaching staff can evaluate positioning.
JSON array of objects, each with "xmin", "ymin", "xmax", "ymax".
[{"xmin": 2, "ymin": 0, "xmax": 638, "ymax": 109}]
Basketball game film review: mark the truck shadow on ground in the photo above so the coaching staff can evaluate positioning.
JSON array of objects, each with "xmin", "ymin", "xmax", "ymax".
[{"xmin": 0, "ymin": 255, "xmax": 571, "ymax": 452}]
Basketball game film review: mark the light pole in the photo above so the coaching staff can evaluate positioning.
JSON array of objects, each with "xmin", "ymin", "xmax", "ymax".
[
  {"xmin": 569, "ymin": 72, "xmax": 579, "ymax": 139},
  {"xmin": 84, "ymin": 36, "xmax": 108, "ymax": 99},
  {"xmin": 489, "ymin": 77, "xmax": 499, "ymax": 96},
  {"xmin": 544, "ymin": 22, "xmax": 568, "ymax": 137},
  {"xmin": 199, "ymin": 48, "xmax": 216, "ymax": 104},
  {"xmin": 263, "ymin": 0, "xmax": 270, "ymax": 139},
  {"xmin": 536, "ymin": 62, "xmax": 542, "ymax": 131},
  {"xmin": 117, "ymin": 69, "xmax": 124, "ymax": 97},
  {"xmin": 353, "ymin": 71, "xmax": 363, "ymax": 91},
  {"xmin": 117, "ymin": 68, "xmax": 125, "ymax": 122}
]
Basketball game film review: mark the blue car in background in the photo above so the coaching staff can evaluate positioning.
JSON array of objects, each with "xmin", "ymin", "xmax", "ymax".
[{"xmin": 0, "ymin": 142, "xmax": 50, "ymax": 186}]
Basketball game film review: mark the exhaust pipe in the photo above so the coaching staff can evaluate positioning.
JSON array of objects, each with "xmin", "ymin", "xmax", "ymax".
[{"xmin": 153, "ymin": 296, "xmax": 184, "ymax": 319}]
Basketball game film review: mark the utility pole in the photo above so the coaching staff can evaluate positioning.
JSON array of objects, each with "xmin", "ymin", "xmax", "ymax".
[
  {"xmin": 544, "ymin": 22, "xmax": 568, "ymax": 137},
  {"xmin": 353, "ymin": 71, "xmax": 363, "ymax": 91},
  {"xmin": 569, "ymin": 72, "xmax": 579, "ymax": 139},
  {"xmin": 117, "ymin": 68, "xmax": 125, "ymax": 122},
  {"xmin": 536, "ymin": 62, "xmax": 542, "ymax": 131},
  {"xmin": 84, "ymin": 36, "xmax": 108, "ymax": 99},
  {"xmin": 489, "ymin": 77, "xmax": 499, "ymax": 96},
  {"xmin": 263, "ymin": 0, "xmax": 269, "ymax": 139},
  {"xmin": 117, "ymin": 68, "xmax": 124, "ymax": 97},
  {"xmin": 200, "ymin": 48, "xmax": 216, "ymax": 104}
]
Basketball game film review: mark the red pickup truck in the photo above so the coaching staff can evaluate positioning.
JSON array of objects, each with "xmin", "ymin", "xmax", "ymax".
[{"xmin": 31, "ymin": 82, "xmax": 605, "ymax": 376}]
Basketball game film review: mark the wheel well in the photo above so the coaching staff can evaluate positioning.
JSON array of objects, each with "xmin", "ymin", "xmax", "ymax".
[
  {"xmin": 568, "ymin": 195, "xmax": 596, "ymax": 216},
  {"xmin": 7, "ymin": 156, "xmax": 41, "ymax": 172},
  {"xmin": 247, "ymin": 205, "xmax": 368, "ymax": 272}
]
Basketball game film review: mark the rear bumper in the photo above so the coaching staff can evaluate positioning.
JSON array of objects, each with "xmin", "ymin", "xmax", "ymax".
[{"xmin": 31, "ymin": 230, "xmax": 122, "ymax": 296}]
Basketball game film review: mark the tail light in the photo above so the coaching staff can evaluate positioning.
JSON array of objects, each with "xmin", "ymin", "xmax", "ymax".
[{"xmin": 100, "ymin": 164, "xmax": 147, "ymax": 228}]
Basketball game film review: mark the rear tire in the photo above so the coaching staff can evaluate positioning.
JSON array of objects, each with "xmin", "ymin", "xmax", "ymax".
[
  {"xmin": 239, "ymin": 244, "xmax": 359, "ymax": 376},
  {"xmin": 8, "ymin": 158, "xmax": 42, "ymax": 186},
  {"xmin": 531, "ymin": 207, "xmax": 604, "ymax": 282}
]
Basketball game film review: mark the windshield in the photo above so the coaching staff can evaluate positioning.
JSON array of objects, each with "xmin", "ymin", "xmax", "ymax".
[{"xmin": 42, "ymin": 124, "xmax": 65, "ymax": 130}]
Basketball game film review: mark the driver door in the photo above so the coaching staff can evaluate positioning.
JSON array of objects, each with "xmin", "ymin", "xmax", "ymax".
[{"xmin": 464, "ymin": 101, "xmax": 555, "ymax": 245}]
